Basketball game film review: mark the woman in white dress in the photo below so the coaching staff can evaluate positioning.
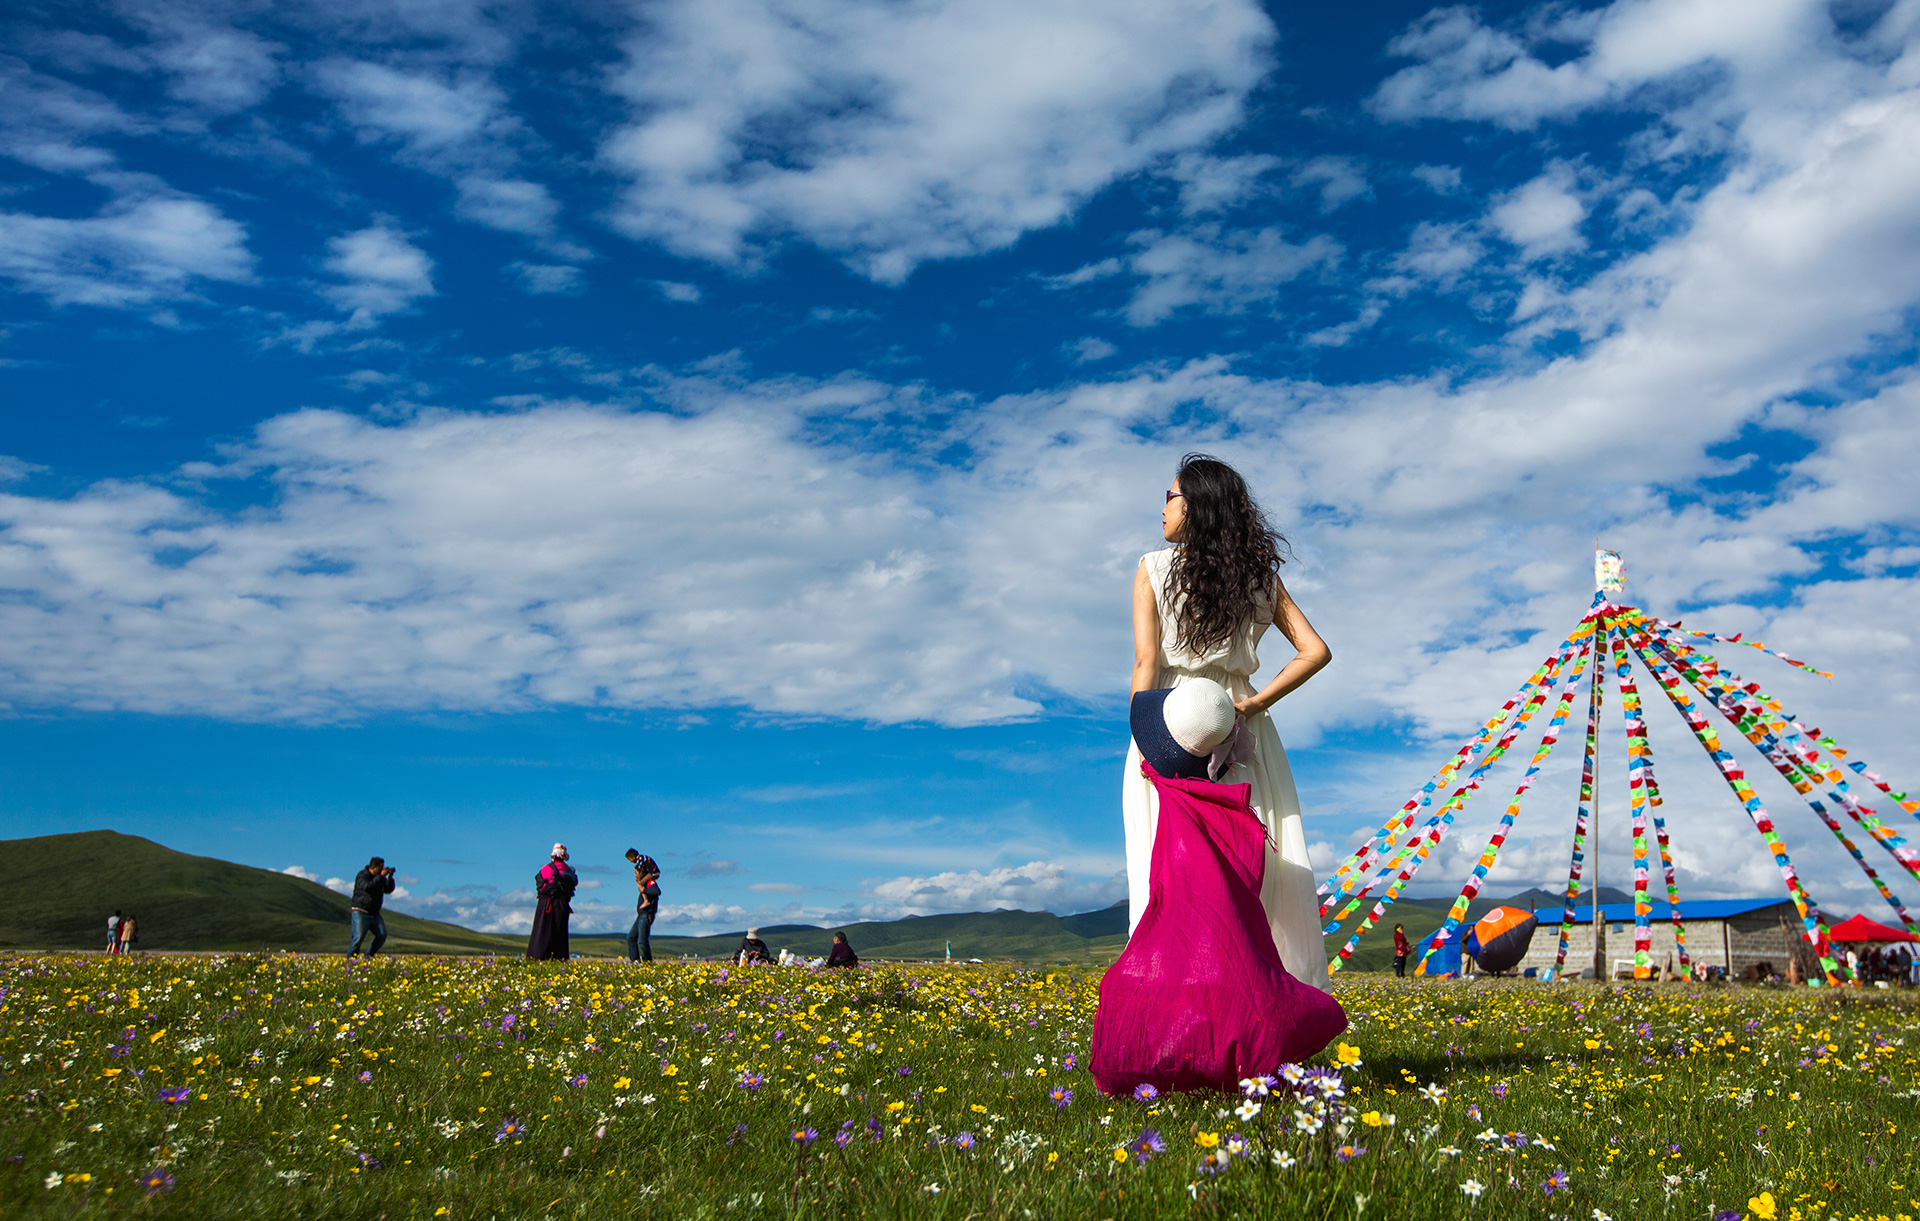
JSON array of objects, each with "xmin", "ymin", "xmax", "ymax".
[{"xmin": 1124, "ymin": 453, "xmax": 1333, "ymax": 991}]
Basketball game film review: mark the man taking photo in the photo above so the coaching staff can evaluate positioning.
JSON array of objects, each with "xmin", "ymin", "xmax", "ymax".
[{"xmin": 348, "ymin": 856, "xmax": 397, "ymax": 958}]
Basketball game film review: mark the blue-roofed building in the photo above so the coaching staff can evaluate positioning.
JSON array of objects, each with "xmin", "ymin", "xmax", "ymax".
[{"xmin": 1513, "ymin": 898, "xmax": 1806, "ymax": 980}]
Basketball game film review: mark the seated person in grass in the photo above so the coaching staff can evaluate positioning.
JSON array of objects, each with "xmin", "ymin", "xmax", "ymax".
[
  {"xmin": 826, "ymin": 931, "xmax": 858, "ymax": 968},
  {"xmin": 737, "ymin": 928, "xmax": 772, "ymax": 966}
]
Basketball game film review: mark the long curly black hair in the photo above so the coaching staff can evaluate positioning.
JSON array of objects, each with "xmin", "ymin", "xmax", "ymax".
[{"xmin": 1165, "ymin": 453, "xmax": 1288, "ymax": 657}]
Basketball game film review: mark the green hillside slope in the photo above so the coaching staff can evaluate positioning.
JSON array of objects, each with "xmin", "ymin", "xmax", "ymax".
[{"xmin": 0, "ymin": 830, "xmax": 524, "ymax": 955}]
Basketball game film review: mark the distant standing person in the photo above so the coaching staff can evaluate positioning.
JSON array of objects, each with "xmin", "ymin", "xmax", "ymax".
[
  {"xmin": 1393, "ymin": 924, "xmax": 1410, "ymax": 978},
  {"xmin": 107, "ymin": 911, "xmax": 123, "ymax": 955},
  {"xmin": 826, "ymin": 931, "xmax": 858, "ymax": 968},
  {"xmin": 526, "ymin": 844, "xmax": 578, "ymax": 961},
  {"xmin": 117, "ymin": 912, "xmax": 138, "ymax": 955},
  {"xmin": 348, "ymin": 856, "xmax": 397, "ymax": 958},
  {"xmin": 625, "ymin": 849, "xmax": 661, "ymax": 964}
]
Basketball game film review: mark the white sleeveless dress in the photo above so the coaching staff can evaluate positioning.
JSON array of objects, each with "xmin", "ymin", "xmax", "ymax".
[{"xmin": 1123, "ymin": 549, "xmax": 1331, "ymax": 992}]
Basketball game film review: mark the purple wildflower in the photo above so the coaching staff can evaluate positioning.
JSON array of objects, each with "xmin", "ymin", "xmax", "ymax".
[
  {"xmin": 1132, "ymin": 1083, "xmax": 1159, "ymax": 1103},
  {"xmin": 737, "ymin": 1072, "xmax": 766, "ymax": 1090},
  {"xmin": 726, "ymin": 1122, "xmax": 749, "ymax": 1146},
  {"xmin": 357, "ymin": 1152, "xmax": 381, "ymax": 1169},
  {"xmin": 1543, "ymin": 1168, "xmax": 1569, "ymax": 1196},
  {"xmin": 1049, "ymin": 1085, "xmax": 1073, "ymax": 1108},
  {"xmin": 791, "ymin": 1126, "xmax": 819, "ymax": 1146},
  {"xmin": 865, "ymin": 1117, "xmax": 883, "ymax": 1141},
  {"xmin": 138, "ymin": 1168, "xmax": 175, "ymax": 1196},
  {"xmin": 356, "ymin": 1071, "xmax": 372, "ymax": 1083},
  {"xmin": 1062, "ymin": 1053, "xmax": 1077, "ymax": 1071},
  {"xmin": 833, "ymin": 1129, "xmax": 854, "ymax": 1149},
  {"xmin": 1334, "ymin": 1143, "xmax": 1366, "ymax": 1163},
  {"xmin": 1490, "ymin": 1082, "xmax": 1508, "ymax": 1100},
  {"xmin": 499, "ymin": 1014, "xmax": 516, "ymax": 1031},
  {"xmin": 493, "ymin": 1115, "xmax": 525, "ymax": 1143},
  {"xmin": 1466, "ymin": 1103, "xmax": 1482, "ymax": 1122},
  {"xmin": 1713, "ymin": 1212, "xmax": 1741, "ymax": 1221},
  {"xmin": 954, "ymin": 1131, "xmax": 976, "ymax": 1149},
  {"xmin": 896, "ymin": 1066, "xmax": 912, "ymax": 1077},
  {"xmin": 567, "ymin": 1073, "xmax": 588, "ymax": 1088},
  {"xmin": 157, "ymin": 1087, "xmax": 191, "ymax": 1105},
  {"xmin": 1129, "ymin": 1128, "xmax": 1166, "ymax": 1162}
]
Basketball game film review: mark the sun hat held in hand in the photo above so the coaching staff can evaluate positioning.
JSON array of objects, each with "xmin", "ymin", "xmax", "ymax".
[{"xmin": 1130, "ymin": 679, "xmax": 1238, "ymax": 780}]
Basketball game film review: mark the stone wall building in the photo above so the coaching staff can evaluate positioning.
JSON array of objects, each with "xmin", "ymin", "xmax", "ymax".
[{"xmin": 1506, "ymin": 899, "xmax": 1810, "ymax": 979}]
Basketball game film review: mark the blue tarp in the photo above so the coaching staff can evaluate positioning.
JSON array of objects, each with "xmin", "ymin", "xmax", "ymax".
[{"xmin": 1414, "ymin": 928, "xmax": 1461, "ymax": 978}]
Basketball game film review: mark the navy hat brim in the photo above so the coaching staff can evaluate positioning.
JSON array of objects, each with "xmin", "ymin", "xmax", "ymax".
[{"xmin": 1130, "ymin": 689, "xmax": 1212, "ymax": 780}]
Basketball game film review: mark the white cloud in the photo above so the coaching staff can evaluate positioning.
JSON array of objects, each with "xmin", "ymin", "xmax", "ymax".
[
  {"xmin": 1411, "ymin": 163, "xmax": 1463, "ymax": 193},
  {"xmin": 0, "ymin": 192, "xmax": 253, "ymax": 309},
  {"xmin": 863, "ymin": 860, "xmax": 1124, "ymax": 916},
  {"xmin": 1043, "ymin": 258, "xmax": 1122, "ymax": 289},
  {"xmin": 133, "ymin": 10, "xmax": 284, "ymax": 115},
  {"xmin": 0, "ymin": 57, "xmax": 148, "ymax": 173},
  {"xmin": 1387, "ymin": 220, "xmax": 1483, "ymax": 288},
  {"xmin": 1123, "ymin": 224, "xmax": 1342, "ymax": 324},
  {"xmin": 1067, "ymin": 336, "xmax": 1117, "ymax": 363},
  {"xmin": 1291, "ymin": 155, "xmax": 1369, "ymax": 212},
  {"xmin": 1488, "ymin": 164, "xmax": 1587, "ymax": 258},
  {"xmin": 511, "ymin": 262, "xmax": 584, "ymax": 296},
  {"xmin": 318, "ymin": 224, "xmax": 434, "ymax": 325},
  {"xmin": 281, "ymin": 864, "xmax": 321, "ymax": 883},
  {"xmin": 599, "ymin": 0, "xmax": 1276, "ymax": 282},
  {"xmin": 687, "ymin": 859, "xmax": 742, "ymax": 878},
  {"xmin": 312, "ymin": 58, "xmax": 563, "ymax": 241},
  {"xmin": 1167, "ymin": 151, "xmax": 1281, "ymax": 214},
  {"xmin": 652, "ymin": 280, "xmax": 701, "ymax": 303},
  {"xmin": 1369, "ymin": 0, "xmax": 1840, "ymax": 134}
]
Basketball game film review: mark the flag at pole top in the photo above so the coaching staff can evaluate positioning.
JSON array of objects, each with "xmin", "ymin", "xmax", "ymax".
[{"xmin": 1595, "ymin": 549, "xmax": 1627, "ymax": 593}]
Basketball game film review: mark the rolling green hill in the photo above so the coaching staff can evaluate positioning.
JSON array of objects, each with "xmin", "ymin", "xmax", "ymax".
[{"xmin": 0, "ymin": 830, "xmax": 525, "ymax": 955}]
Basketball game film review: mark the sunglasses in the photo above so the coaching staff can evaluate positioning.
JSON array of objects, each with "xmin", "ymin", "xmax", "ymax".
[{"xmin": 1165, "ymin": 490, "xmax": 1184, "ymax": 503}]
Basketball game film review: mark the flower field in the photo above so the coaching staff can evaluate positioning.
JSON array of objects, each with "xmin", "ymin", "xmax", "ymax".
[{"xmin": 0, "ymin": 954, "xmax": 1914, "ymax": 1219}]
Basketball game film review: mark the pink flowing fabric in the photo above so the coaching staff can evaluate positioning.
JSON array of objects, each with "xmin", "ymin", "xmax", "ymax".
[{"xmin": 1092, "ymin": 763, "xmax": 1347, "ymax": 1095}]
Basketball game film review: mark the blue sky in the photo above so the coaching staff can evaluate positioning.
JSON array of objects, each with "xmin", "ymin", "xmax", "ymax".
[{"xmin": 4, "ymin": 0, "xmax": 1919, "ymax": 938}]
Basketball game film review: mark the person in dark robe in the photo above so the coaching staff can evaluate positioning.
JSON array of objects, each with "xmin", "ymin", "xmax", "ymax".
[
  {"xmin": 737, "ymin": 928, "xmax": 772, "ymax": 965},
  {"xmin": 526, "ymin": 843, "xmax": 578, "ymax": 960},
  {"xmin": 826, "ymin": 931, "xmax": 858, "ymax": 968}
]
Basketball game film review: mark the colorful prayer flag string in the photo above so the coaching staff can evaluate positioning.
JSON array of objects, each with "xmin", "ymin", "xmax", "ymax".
[
  {"xmin": 1323, "ymin": 620, "xmax": 1600, "ymax": 949},
  {"xmin": 1326, "ymin": 617, "xmax": 1602, "ymax": 953},
  {"xmin": 1611, "ymin": 619, "xmax": 1847, "ymax": 984},
  {"xmin": 1554, "ymin": 631, "xmax": 1607, "ymax": 973},
  {"xmin": 1418, "ymin": 636, "xmax": 1595, "ymax": 969},
  {"xmin": 1320, "ymin": 645, "xmax": 1566, "ymax": 908}
]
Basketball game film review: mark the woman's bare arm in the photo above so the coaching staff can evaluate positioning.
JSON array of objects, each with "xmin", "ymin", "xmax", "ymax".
[
  {"xmin": 1233, "ymin": 575, "xmax": 1332, "ymax": 717},
  {"xmin": 1130, "ymin": 560, "xmax": 1162, "ymax": 697}
]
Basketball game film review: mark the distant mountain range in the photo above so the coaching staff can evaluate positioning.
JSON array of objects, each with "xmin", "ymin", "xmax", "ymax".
[{"xmin": 2, "ymin": 829, "xmax": 1631, "ymax": 968}]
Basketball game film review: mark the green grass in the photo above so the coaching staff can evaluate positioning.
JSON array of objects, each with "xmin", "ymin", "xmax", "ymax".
[{"xmin": 1, "ymin": 953, "xmax": 1914, "ymax": 1219}]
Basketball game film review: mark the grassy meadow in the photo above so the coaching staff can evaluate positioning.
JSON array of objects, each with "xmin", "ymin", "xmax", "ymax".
[{"xmin": 1, "ymin": 953, "xmax": 1914, "ymax": 1220}]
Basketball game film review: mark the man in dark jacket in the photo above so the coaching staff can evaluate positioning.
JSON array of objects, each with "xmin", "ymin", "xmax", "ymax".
[{"xmin": 348, "ymin": 856, "xmax": 396, "ymax": 958}]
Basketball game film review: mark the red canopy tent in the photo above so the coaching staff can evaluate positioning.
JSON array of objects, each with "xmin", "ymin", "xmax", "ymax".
[{"xmin": 1827, "ymin": 914, "xmax": 1919, "ymax": 944}]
